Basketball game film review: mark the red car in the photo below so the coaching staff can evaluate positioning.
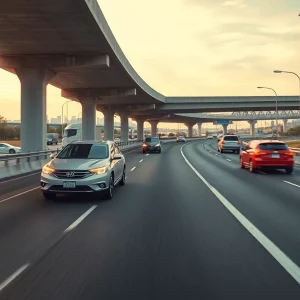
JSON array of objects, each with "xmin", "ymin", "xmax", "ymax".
[{"xmin": 240, "ymin": 140, "xmax": 294, "ymax": 174}]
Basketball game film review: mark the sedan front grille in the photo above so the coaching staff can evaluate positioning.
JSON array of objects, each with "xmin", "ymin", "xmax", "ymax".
[{"xmin": 52, "ymin": 170, "xmax": 92, "ymax": 179}]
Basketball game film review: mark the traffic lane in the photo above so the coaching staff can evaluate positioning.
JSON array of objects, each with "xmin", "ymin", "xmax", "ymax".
[
  {"xmin": 203, "ymin": 139, "xmax": 300, "ymax": 181},
  {"xmin": 0, "ymin": 145, "xmax": 147, "ymax": 202},
  {"xmin": 0, "ymin": 188, "xmax": 95, "ymax": 288},
  {"xmin": 2, "ymin": 142, "xmax": 299, "ymax": 299},
  {"xmin": 185, "ymin": 141, "xmax": 300, "ymax": 267},
  {"xmin": 0, "ymin": 145, "xmax": 161, "ymax": 286}
]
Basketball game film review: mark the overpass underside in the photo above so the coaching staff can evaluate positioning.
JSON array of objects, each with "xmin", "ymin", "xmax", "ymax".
[{"xmin": 0, "ymin": 1, "xmax": 299, "ymax": 150}]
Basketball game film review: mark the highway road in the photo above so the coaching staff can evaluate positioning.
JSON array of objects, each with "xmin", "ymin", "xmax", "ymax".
[{"xmin": 0, "ymin": 140, "xmax": 300, "ymax": 299}]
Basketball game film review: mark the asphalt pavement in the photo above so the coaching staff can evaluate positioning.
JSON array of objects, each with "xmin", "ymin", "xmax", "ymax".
[{"xmin": 0, "ymin": 140, "xmax": 300, "ymax": 299}]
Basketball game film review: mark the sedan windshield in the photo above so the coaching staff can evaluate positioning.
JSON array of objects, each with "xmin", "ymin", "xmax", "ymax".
[
  {"xmin": 259, "ymin": 143, "xmax": 288, "ymax": 150},
  {"xmin": 145, "ymin": 137, "xmax": 159, "ymax": 143},
  {"xmin": 57, "ymin": 144, "xmax": 109, "ymax": 159},
  {"xmin": 224, "ymin": 136, "xmax": 239, "ymax": 141}
]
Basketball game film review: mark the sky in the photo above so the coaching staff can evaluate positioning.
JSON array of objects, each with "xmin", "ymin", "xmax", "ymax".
[{"xmin": 0, "ymin": 0, "xmax": 299, "ymax": 129}]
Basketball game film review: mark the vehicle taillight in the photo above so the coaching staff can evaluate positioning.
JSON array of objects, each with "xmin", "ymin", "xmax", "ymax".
[
  {"xmin": 285, "ymin": 151, "xmax": 294, "ymax": 156},
  {"xmin": 253, "ymin": 150, "xmax": 267, "ymax": 156},
  {"xmin": 237, "ymin": 141, "xmax": 240, "ymax": 144},
  {"xmin": 221, "ymin": 141, "xmax": 225, "ymax": 144}
]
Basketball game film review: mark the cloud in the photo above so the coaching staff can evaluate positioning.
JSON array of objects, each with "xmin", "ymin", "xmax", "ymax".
[{"xmin": 222, "ymin": 0, "xmax": 247, "ymax": 8}]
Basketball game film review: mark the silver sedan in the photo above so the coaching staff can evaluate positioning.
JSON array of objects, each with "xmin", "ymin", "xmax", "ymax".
[
  {"xmin": 41, "ymin": 140, "xmax": 126, "ymax": 200},
  {"xmin": 0, "ymin": 143, "xmax": 21, "ymax": 154}
]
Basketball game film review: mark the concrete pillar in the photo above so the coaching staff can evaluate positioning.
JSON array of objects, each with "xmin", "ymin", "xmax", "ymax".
[
  {"xmin": 15, "ymin": 68, "xmax": 55, "ymax": 152},
  {"xmin": 248, "ymin": 120, "xmax": 257, "ymax": 136},
  {"xmin": 101, "ymin": 107, "xmax": 115, "ymax": 141},
  {"xmin": 81, "ymin": 100, "xmax": 96, "ymax": 140},
  {"xmin": 119, "ymin": 112, "xmax": 129, "ymax": 143},
  {"xmin": 186, "ymin": 123, "xmax": 195, "ymax": 138},
  {"xmin": 197, "ymin": 123, "xmax": 202, "ymax": 136},
  {"xmin": 136, "ymin": 119, "xmax": 145, "ymax": 141},
  {"xmin": 283, "ymin": 119, "xmax": 288, "ymax": 133},
  {"xmin": 149, "ymin": 121, "xmax": 159, "ymax": 136},
  {"xmin": 222, "ymin": 124, "xmax": 228, "ymax": 135}
]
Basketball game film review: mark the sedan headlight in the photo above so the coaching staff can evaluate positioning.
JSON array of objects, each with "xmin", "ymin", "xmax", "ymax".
[
  {"xmin": 42, "ymin": 164, "xmax": 55, "ymax": 174},
  {"xmin": 156, "ymin": 143, "xmax": 160, "ymax": 147},
  {"xmin": 142, "ymin": 144, "xmax": 147, "ymax": 147},
  {"xmin": 90, "ymin": 166, "xmax": 109, "ymax": 175}
]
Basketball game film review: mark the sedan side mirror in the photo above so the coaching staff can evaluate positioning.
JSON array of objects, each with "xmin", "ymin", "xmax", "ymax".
[
  {"xmin": 50, "ymin": 153, "xmax": 57, "ymax": 159},
  {"xmin": 112, "ymin": 154, "xmax": 122, "ymax": 160}
]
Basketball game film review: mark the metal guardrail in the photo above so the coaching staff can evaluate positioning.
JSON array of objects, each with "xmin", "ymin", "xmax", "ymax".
[
  {"xmin": 0, "ymin": 140, "xmax": 145, "ymax": 166},
  {"xmin": 0, "ymin": 149, "xmax": 59, "ymax": 167}
]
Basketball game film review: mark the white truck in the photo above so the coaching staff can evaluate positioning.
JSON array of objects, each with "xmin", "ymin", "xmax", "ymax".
[{"xmin": 62, "ymin": 123, "xmax": 103, "ymax": 147}]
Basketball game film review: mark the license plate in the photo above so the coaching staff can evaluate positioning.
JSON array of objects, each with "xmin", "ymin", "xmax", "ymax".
[
  {"xmin": 63, "ymin": 181, "xmax": 76, "ymax": 188},
  {"xmin": 270, "ymin": 154, "xmax": 280, "ymax": 158}
]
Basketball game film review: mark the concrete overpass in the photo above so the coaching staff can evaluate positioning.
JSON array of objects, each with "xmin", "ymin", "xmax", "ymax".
[{"xmin": 0, "ymin": 0, "xmax": 299, "ymax": 151}]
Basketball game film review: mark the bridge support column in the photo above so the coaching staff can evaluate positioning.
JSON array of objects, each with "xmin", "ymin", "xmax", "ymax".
[
  {"xmin": 81, "ymin": 99, "xmax": 96, "ymax": 140},
  {"xmin": 136, "ymin": 118, "xmax": 145, "ymax": 141},
  {"xmin": 16, "ymin": 68, "xmax": 55, "ymax": 152},
  {"xmin": 222, "ymin": 124, "xmax": 228, "ymax": 135},
  {"xmin": 197, "ymin": 123, "xmax": 202, "ymax": 136},
  {"xmin": 283, "ymin": 119, "xmax": 288, "ymax": 133},
  {"xmin": 185, "ymin": 123, "xmax": 196, "ymax": 138},
  {"xmin": 100, "ymin": 107, "xmax": 115, "ymax": 141},
  {"xmin": 149, "ymin": 121, "xmax": 159, "ymax": 137},
  {"xmin": 119, "ymin": 112, "xmax": 129, "ymax": 143},
  {"xmin": 248, "ymin": 120, "xmax": 257, "ymax": 136}
]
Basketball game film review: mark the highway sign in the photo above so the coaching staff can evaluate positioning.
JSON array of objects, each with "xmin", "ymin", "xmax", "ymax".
[{"xmin": 213, "ymin": 120, "xmax": 233, "ymax": 125}]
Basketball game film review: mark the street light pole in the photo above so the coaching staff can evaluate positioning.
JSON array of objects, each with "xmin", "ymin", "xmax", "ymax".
[
  {"xmin": 274, "ymin": 70, "xmax": 300, "ymax": 111},
  {"xmin": 61, "ymin": 100, "xmax": 72, "ymax": 138},
  {"xmin": 257, "ymin": 86, "xmax": 278, "ymax": 137}
]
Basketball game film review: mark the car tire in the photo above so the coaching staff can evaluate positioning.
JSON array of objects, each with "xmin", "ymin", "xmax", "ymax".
[
  {"xmin": 119, "ymin": 168, "xmax": 126, "ymax": 186},
  {"xmin": 158, "ymin": 149, "xmax": 161, "ymax": 153},
  {"xmin": 9, "ymin": 149, "xmax": 16, "ymax": 154},
  {"xmin": 142, "ymin": 150, "xmax": 145, "ymax": 153},
  {"xmin": 286, "ymin": 167, "xmax": 293, "ymax": 174},
  {"xmin": 220, "ymin": 149, "xmax": 223, "ymax": 153},
  {"xmin": 43, "ymin": 192, "xmax": 56, "ymax": 200},
  {"xmin": 104, "ymin": 174, "xmax": 114, "ymax": 200},
  {"xmin": 240, "ymin": 158, "xmax": 245, "ymax": 169},
  {"xmin": 249, "ymin": 160, "xmax": 256, "ymax": 173},
  {"xmin": 217, "ymin": 148, "xmax": 220, "ymax": 152}
]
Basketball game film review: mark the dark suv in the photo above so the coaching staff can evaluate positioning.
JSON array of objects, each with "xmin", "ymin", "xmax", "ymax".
[{"xmin": 142, "ymin": 137, "xmax": 161, "ymax": 153}]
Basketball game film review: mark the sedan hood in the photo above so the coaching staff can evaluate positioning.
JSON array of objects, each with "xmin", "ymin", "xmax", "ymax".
[{"xmin": 49, "ymin": 158, "xmax": 109, "ymax": 170}]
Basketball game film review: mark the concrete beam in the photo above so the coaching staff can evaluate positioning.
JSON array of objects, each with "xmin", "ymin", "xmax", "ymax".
[
  {"xmin": 0, "ymin": 54, "xmax": 110, "ymax": 69},
  {"xmin": 97, "ymin": 104, "xmax": 156, "ymax": 114},
  {"xmin": 62, "ymin": 87, "xmax": 136, "ymax": 100}
]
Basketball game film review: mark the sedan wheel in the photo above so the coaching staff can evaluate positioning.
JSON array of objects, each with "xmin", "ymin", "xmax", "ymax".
[
  {"xmin": 9, "ymin": 149, "xmax": 16, "ymax": 154},
  {"xmin": 249, "ymin": 160, "xmax": 256, "ymax": 173},
  {"xmin": 104, "ymin": 174, "xmax": 114, "ymax": 200},
  {"xmin": 240, "ymin": 158, "xmax": 245, "ymax": 169},
  {"xmin": 119, "ymin": 168, "xmax": 126, "ymax": 186}
]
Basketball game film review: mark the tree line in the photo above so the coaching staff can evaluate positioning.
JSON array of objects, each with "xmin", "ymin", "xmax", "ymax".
[{"xmin": 0, "ymin": 115, "xmax": 67, "ymax": 140}]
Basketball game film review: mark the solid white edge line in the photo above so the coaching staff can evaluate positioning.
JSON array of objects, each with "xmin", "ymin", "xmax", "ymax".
[
  {"xmin": 0, "ymin": 263, "xmax": 30, "ymax": 292},
  {"xmin": 139, "ymin": 159, "xmax": 143, "ymax": 163},
  {"xmin": 283, "ymin": 181, "xmax": 300, "ymax": 188},
  {"xmin": 0, "ymin": 187, "xmax": 40, "ymax": 204},
  {"xmin": 0, "ymin": 172, "xmax": 40, "ymax": 184},
  {"xmin": 180, "ymin": 143, "xmax": 300, "ymax": 284},
  {"xmin": 130, "ymin": 167, "xmax": 136, "ymax": 171},
  {"xmin": 64, "ymin": 205, "xmax": 97, "ymax": 233}
]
